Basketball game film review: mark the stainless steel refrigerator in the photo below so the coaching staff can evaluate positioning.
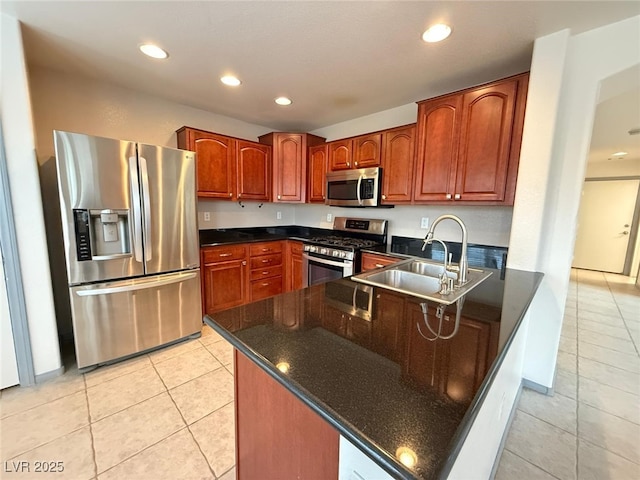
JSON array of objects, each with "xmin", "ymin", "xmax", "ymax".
[{"xmin": 53, "ymin": 130, "xmax": 201, "ymax": 370}]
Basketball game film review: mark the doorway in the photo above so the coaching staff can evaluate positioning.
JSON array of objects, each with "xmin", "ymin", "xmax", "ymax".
[{"xmin": 572, "ymin": 178, "xmax": 640, "ymax": 274}]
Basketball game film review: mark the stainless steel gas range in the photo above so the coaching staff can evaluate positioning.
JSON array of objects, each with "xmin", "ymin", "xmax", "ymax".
[{"xmin": 302, "ymin": 217, "xmax": 387, "ymax": 287}]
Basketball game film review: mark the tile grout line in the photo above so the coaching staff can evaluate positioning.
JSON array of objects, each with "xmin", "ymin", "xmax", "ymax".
[
  {"xmin": 149, "ymin": 358, "xmax": 219, "ymax": 480},
  {"xmin": 502, "ymin": 447, "xmax": 564, "ymax": 480},
  {"xmin": 82, "ymin": 374, "xmax": 99, "ymax": 480},
  {"xmin": 514, "ymin": 407, "xmax": 578, "ymax": 442},
  {"xmin": 604, "ymin": 274, "xmax": 640, "ymax": 357},
  {"xmin": 0, "ymin": 382, "xmax": 86, "ymax": 421}
]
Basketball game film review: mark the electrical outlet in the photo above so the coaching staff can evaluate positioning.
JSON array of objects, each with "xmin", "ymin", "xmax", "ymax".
[
  {"xmin": 204, "ymin": 212, "xmax": 211, "ymax": 221},
  {"xmin": 276, "ymin": 211, "xmax": 282, "ymax": 220},
  {"xmin": 420, "ymin": 217, "xmax": 429, "ymax": 229},
  {"xmin": 326, "ymin": 213, "xmax": 333, "ymax": 223}
]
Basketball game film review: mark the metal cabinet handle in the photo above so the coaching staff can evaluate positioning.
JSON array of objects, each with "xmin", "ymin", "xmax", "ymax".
[
  {"xmin": 375, "ymin": 264, "xmax": 384, "ymax": 268},
  {"xmin": 454, "ymin": 193, "xmax": 461, "ymax": 200},
  {"xmin": 262, "ymin": 259, "xmax": 270, "ymax": 263},
  {"xmin": 446, "ymin": 193, "xmax": 452, "ymax": 199},
  {"xmin": 219, "ymin": 253, "xmax": 232, "ymax": 257},
  {"xmin": 262, "ymin": 271, "xmax": 270, "ymax": 275},
  {"xmin": 261, "ymin": 282, "xmax": 270, "ymax": 286}
]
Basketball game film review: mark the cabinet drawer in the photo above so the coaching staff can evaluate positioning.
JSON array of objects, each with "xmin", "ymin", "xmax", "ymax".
[
  {"xmin": 361, "ymin": 253, "xmax": 401, "ymax": 271},
  {"xmin": 250, "ymin": 253, "xmax": 282, "ymax": 269},
  {"xmin": 249, "ymin": 241, "xmax": 283, "ymax": 256},
  {"xmin": 202, "ymin": 245, "xmax": 247, "ymax": 264},
  {"xmin": 250, "ymin": 276, "xmax": 283, "ymax": 301},
  {"xmin": 250, "ymin": 265, "xmax": 283, "ymax": 281},
  {"xmin": 289, "ymin": 241, "xmax": 304, "ymax": 255}
]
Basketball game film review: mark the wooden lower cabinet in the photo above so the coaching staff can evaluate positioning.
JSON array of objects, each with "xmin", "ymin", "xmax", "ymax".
[
  {"xmin": 201, "ymin": 245, "xmax": 248, "ymax": 318},
  {"xmin": 360, "ymin": 252, "xmax": 402, "ymax": 271},
  {"xmin": 235, "ymin": 351, "xmax": 340, "ymax": 480},
  {"xmin": 286, "ymin": 240, "xmax": 304, "ymax": 291}
]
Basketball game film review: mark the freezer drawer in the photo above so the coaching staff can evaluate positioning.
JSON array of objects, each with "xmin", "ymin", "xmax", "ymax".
[{"xmin": 69, "ymin": 270, "xmax": 202, "ymax": 369}]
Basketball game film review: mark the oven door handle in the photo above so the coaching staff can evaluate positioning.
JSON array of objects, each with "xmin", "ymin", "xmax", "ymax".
[
  {"xmin": 303, "ymin": 253, "xmax": 351, "ymax": 268},
  {"xmin": 356, "ymin": 174, "xmax": 364, "ymax": 205}
]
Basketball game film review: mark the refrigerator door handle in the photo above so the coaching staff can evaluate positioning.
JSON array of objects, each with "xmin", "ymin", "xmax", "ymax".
[
  {"xmin": 128, "ymin": 156, "xmax": 144, "ymax": 262},
  {"xmin": 139, "ymin": 156, "xmax": 153, "ymax": 262},
  {"xmin": 75, "ymin": 271, "xmax": 198, "ymax": 296}
]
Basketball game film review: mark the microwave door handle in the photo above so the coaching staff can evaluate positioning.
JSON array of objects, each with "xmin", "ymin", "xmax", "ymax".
[
  {"xmin": 129, "ymin": 156, "xmax": 143, "ymax": 262},
  {"xmin": 139, "ymin": 156, "xmax": 152, "ymax": 262},
  {"xmin": 357, "ymin": 174, "xmax": 363, "ymax": 205}
]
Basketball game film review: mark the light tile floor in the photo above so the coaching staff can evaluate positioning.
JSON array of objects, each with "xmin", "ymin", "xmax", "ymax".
[
  {"xmin": 0, "ymin": 326, "xmax": 236, "ymax": 480},
  {"xmin": 496, "ymin": 268, "xmax": 640, "ymax": 480},
  {"xmin": 1, "ymin": 268, "xmax": 637, "ymax": 479}
]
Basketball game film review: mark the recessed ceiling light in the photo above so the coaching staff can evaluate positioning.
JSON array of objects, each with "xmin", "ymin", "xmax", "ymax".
[
  {"xmin": 612, "ymin": 151, "xmax": 628, "ymax": 156},
  {"xmin": 220, "ymin": 75, "xmax": 241, "ymax": 87},
  {"xmin": 139, "ymin": 44, "xmax": 169, "ymax": 59},
  {"xmin": 422, "ymin": 23, "xmax": 452, "ymax": 43},
  {"xmin": 275, "ymin": 97, "xmax": 292, "ymax": 106}
]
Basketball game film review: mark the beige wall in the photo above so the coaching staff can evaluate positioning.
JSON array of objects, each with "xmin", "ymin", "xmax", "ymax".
[
  {"xmin": 586, "ymin": 158, "xmax": 640, "ymax": 178},
  {"xmin": 29, "ymin": 66, "xmax": 274, "ymax": 164}
]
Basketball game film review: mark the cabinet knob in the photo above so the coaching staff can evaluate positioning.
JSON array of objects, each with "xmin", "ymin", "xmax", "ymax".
[
  {"xmin": 454, "ymin": 193, "xmax": 461, "ymax": 200},
  {"xmin": 354, "ymin": 161, "xmax": 358, "ymax": 167},
  {"xmin": 382, "ymin": 194, "xmax": 386, "ymax": 200},
  {"xmin": 277, "ymin": 195, "xmax": 281, "ymax": 200},
  {"xmin": 242, "ymin": 261, "xmax": 247, "ymax": 265},
  {"xmin": 229, "ymin": 192, "xmax": 233, "ymax": 197},
  {"xmin": 238, "ymin": 193, "xmax": 242, "ymax": 198},
  {"xmin": 446, "ymin": 193, "xmax": 452, "ymax": 200}
]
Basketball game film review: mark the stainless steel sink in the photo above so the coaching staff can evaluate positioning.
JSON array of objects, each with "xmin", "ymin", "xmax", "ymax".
[{"xmin": 351, "ymin": 258, "xmax": 492, "ymax": 305}]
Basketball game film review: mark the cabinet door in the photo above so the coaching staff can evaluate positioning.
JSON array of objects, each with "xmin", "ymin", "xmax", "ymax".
[
  {"xmin": 190, "ymin": 131, "xmax": 236, "ymax": 199},
  {"xmin": 455, "ymin": 80, "xmax": 517, "ymax": 202},
  {"xmin": 414, "ymin": 95, "xmax": 462, "ymax": 202},
  {"xmin": 381, "ymin": 125, "xmax": 415, "ymax": 204},
  {"xmin": 439, "ymin": 318, "xmax": 496, "ymax": 404},
  {"xmin": 286, "ymin": 241, "xmax": 305, "ymax": 292},
  {"xmin": 372, "ymin": 291, "xmax": 406, "ymax": 363},
  {"xmin": 308, "ymin": 145, "xmax": 328, "ymax": 203},
  {"xmin": 328, "ymin": 139, "xmax": 353, "ymax": 171},
  {"xmin": 237, "ymin": 141, "xmax": 271, "ymax": 201},
  {"xmin": 353, "ymin": 133, "xmax": 382, "ymax": 169},
  {"xmin": 273, "ymin": 133, "xmax": 305, "ymax": 203},
  {"xmin": 203, "ymin": 259, "xmax": 247, "ymax": 314}
]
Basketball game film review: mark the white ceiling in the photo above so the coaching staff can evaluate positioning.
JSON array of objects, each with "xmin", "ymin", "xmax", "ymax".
[{"xmin": 2, "ymin": 0, "xmax": 639, "ymax": 133}]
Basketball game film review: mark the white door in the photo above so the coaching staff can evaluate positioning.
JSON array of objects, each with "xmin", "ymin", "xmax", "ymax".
[
  {"xmin": 1, "ymin": 252, "xmax": 19, "ymax": 389},
  {"xmin": 573, "ymin": 179, "xmax": 639, "ymax": 273}
]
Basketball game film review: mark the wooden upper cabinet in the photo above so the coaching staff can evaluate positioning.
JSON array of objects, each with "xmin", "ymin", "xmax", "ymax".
[
  {"xmin": 456, "ymin": 80, "xmax": 517, "ymax": 202},
  {"xmin": 381, "ymin": 125, "xmax": 415, "ymax": 204},
  {"xmin": 308, "ymin": 144, "xmax": 328, "ymax": 203},
  {"xmin": 259, "ymin": 132, "xmax": 325, "ymax": 203},
  {"xmin": 414, "ymin": 95, "xmax": 462, "ymax": 202},
  {"xmin": 177, "ymin": 127, "xmax": 272, "ymax": 202},
  {"xmin": 353, "ymin": 133, "xmax": 382, "ymax": 169},
  {"xmin": 176, "ymin": 128, "xmax": 236, "ymax": 199},
  {"xmin": 328, "ymin": 139, "xmax": 353, "ymax": 171},
  {"xmin": 236, "ymin": 141, "xmax": 271, "ymax": 201},
  {"xmin": 413, "ymin": 73, "xmax": 528, "ymax": 205}
]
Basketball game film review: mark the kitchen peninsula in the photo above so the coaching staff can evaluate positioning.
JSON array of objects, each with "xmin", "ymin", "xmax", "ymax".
[{"xmin": 204, "ymin": 248, "xmax": 543, "ymax": 479}]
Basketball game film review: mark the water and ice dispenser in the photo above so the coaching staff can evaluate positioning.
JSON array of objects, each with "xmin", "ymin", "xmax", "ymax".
[{"xmin": 73, "ymin": 208, "xmax": 131, "ymax": 260}]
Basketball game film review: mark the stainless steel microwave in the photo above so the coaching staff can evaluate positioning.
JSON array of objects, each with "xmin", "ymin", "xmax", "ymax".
[{"xmin": 325, "ymin": 167, "xmax": 382, "ymax": 207}]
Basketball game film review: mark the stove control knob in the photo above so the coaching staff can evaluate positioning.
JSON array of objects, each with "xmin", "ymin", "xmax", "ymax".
[
  {"xmin": 340, "ymin": 251, "xmax": 347, "ymax": 258},
  {"xmin": 320, "ymin": 248, "xmax": 327, "ymax": 255}
]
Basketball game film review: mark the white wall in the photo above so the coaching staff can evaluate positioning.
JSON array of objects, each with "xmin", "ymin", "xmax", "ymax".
[
  {"xmin": 0, "ymin": 14, "xmax": 62, "ymax": 377},
  {"xmin": 586, "ymin": 158, "xmax": 640, "ymax": 178},
  {"xmin": 198, "ymin": 200, "xmax": 296, "ymax": 229},
  {"xmin": 29, "ymin": 66, "xmax": 274, "ymax": 163},
  {"xmin": 509, "ymin": 16, "xmax": 640, "ymax": 387},
  {"xmin": 294, "ymin": 204, "xmax": 513, "ymax": 247}
]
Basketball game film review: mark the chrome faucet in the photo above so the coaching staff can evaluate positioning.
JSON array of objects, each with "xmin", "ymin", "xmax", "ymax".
[
  {"xmin": 421, "ymin": 237, "xmax": 452, "ymax": 294},
  {"xmin": 423, "ymin": 214, "xmax": 469, "ymax": 286}
]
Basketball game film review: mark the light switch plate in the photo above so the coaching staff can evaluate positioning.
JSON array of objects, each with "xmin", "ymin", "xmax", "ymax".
[
  {"xmin": 276, "ymin": 211, "xmax": 282, "ymax": 220},
  {"xmin": 326, "ymin": 213, "xmax": 333, "ymax": 223},
  {"xmin": 204, "ymin": 212, "xmax": 210, "ymax": 221},
  {"xmin": 420, "ymin": 217, "xmax": 429, "ymax": 229}
]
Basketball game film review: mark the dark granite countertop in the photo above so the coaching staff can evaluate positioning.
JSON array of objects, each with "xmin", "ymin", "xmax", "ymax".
[
  {"xmin": 204, "ymin": 264, "xmax": 543, "ymax": 479},
  {"xmin": 199, "ymin": 225, "xmax": 334, "ymax": 247}
]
